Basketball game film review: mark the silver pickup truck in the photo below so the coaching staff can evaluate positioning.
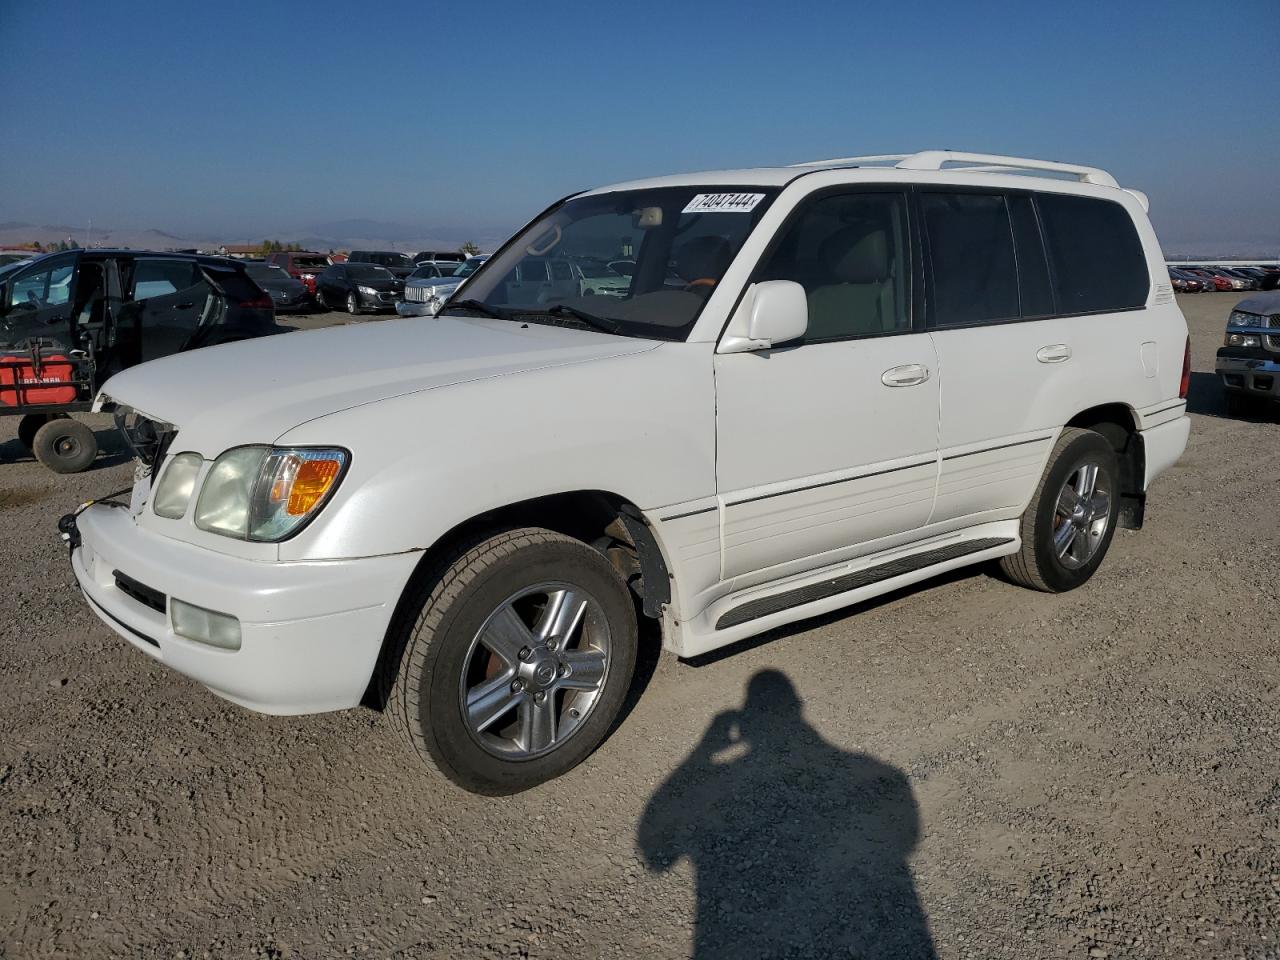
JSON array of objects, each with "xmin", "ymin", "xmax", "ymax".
[{"xmin": 1216, "ymin": 291, "xmax": 1280, "ymax": 414}]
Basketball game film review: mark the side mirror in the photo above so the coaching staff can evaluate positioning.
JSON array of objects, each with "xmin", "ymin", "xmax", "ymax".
[{"xmin": 718, "ymin": 280, "xmax": 808, "ymax": 354}]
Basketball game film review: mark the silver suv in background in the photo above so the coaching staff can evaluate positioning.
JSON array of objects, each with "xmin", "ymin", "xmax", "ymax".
[{"xmin": 397, "ymin": 255, "xmax": 488, "ymax": 317}]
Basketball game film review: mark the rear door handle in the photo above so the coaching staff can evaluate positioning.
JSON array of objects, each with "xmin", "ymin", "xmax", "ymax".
[
  {"xmin": 881, "ymin": 363, "xmax": 930, "ymax": 387},
  {"xmin": 1037, "ymin": 344, "xmax": 1072, "ymax": 364}
]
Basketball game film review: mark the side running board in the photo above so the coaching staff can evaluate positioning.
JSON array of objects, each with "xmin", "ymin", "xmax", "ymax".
[{"xmin": 715, "ymin": 537, "xmax": 1013, "ymax": 630}]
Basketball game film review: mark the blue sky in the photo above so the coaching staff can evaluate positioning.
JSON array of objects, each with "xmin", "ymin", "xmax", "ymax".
[{"xmin": 3, "ymin": 0, "xmax": 1277, "ymax": 249}]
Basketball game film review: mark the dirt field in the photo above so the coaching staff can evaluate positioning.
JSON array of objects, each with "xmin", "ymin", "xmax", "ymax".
[{"xmin": 1, "ymin": 294, "xmax": 1276, "ymax": 960}]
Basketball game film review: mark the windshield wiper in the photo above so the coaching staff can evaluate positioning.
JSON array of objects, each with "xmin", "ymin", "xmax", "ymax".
[
  {"xmin": 444, "ymin": 299, "xmax": 510, "ymax": 320},
  {"xmin": 538, "ymin": 304, "xmax": 623, "ymax": 335}
]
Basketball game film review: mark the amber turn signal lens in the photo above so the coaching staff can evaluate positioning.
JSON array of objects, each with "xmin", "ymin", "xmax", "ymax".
[{"xmin": 287, "ymin": 458, "xmax": 342, "ymax": 515}]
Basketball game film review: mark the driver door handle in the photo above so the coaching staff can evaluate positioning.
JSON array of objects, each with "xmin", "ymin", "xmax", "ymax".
[
  {"xmin": 881, "ymin": 363, "xmax": 930, "ymax": 387},
  {"xmin": 173, "ymin": 302, "xmax": 194, "ymax": 310}
]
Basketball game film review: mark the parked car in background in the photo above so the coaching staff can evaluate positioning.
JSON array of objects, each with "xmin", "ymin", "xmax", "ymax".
[
  {"xmin": 1216, "ymin": 290, "xmax": 1280, "ymax": 413},
  {"xmin": 265, "ymin": 251, "xmax": 331, "ymax": 297},
  {"xmin": 1, "ymin": 250, "xmax": 277, "ymax": 471},
  {"xmin": 396, "ymin": 255, "xmax": 489, "ymax": 317},
  {"xmin": 1217, "ymin": 268, "xmax": 1259, "ymax": 290},
  {"xmin": 243, "ymin": 262, "xmax": 312, "ymax": 313},
  {"xmin": 413, "ymin": 250, "xmax": 467, "ymax": 268},
  {"xmin": 1183, "ymin": 267, "xmax": 1232, "ymax": 291},
  {"xmin": 348, "ymin": 250, "xmax": 416, "ymax": 280},
  {"xmin": 0, "ymin": 251, "xmax": 36, "ymax": 267},
  {"xmin": 407, "ymin": 263, "xmax": 457, "ymax": 280},
  {"xmin": 1168, "ymin": 268, "xmax": 1205, "ymax": 293},
  {"xmin": 315, "ymin": 262, "xmax": 404, "ymax": 314}
]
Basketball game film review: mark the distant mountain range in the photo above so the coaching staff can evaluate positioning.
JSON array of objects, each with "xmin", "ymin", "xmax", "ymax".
[{"xmin": 0, "ymin": 220, "xmax": 511, "ymax": 255}]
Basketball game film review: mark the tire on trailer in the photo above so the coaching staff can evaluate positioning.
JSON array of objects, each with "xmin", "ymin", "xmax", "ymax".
[
  {"xmin": 18, "ymin": 412, "xmax": 66, "ymax": 451},
  {"xmin": 32, "ymin": 418, "xmax": 98, "ymax": 474},
  {"xmin": 1000, "ymin": 427, "xmax": 1121, "ymax": 593},
  {"xmin": 387, "ymin": 527, "xmax": 638, "ymax": 795}
]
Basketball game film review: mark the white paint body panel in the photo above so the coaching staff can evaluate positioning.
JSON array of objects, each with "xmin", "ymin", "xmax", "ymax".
[{"xmin": 76, "ymin": 155, "xmax": 1191, "ymax": 711}]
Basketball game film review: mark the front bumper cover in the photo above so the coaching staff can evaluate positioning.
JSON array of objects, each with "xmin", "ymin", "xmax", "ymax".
[{"xmin": 67, "ymin": 503, "xmax": 419, "ymax": 714}]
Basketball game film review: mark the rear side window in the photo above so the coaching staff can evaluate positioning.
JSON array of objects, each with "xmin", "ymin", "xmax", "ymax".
[
  {"xmin": 1035, "ymin": 194, "xmax": 1147, "ymax": 314},
  {"xmin": 922, "ymin": 193, "xmax": 1019, "ymax": 327},
  {"xmin": 131, "ymin": 260, "xmax": 202, "ymax": 299}
]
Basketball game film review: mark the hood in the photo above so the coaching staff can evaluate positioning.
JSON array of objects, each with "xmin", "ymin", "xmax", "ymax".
[
  {"xmin": 406, "ymin": 276, "xmax": 463, "ymax": 290},
  {"xmin": 345, "ymin": 277, "xmax": 402, "ymax": 293},
  {"xmin": 1233, "ymin": 291, "xmax": 1280, "ymax": 316},
  {"xmin": 97, "ymin": 316, "xmax": 658, "ymax": 454}
]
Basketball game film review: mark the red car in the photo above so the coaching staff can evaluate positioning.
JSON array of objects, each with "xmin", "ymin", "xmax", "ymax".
[
  {"xmin": 265, "ymin": 251, "xmax": 331, "ymax": 296},
  {"xmin": 1182, "ymin": 267, "xmax": 1232, "ymax": 292}
]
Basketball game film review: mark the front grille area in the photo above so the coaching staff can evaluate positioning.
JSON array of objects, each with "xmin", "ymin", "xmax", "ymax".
[
  {"xmin": 1263, "ymin": 314, "xmax": 1280, "ymax": 353},
  {"xmin": 113, "ymin": 570, "xmax": 166, "ymax": 614},
  {"xmin": 405, "ymin": 286, "xmax": 428, "ymax": 302}
]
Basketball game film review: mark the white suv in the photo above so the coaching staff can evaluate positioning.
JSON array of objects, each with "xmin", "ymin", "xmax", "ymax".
[{"xmin": 69, "ymin": 151, "xmax": 1191, "ymax": 794}]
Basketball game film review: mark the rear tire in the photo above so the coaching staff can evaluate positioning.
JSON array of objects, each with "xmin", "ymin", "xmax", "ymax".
[
  {"xmin": 1000, "ymin": 427, "xmax": 1120, "ymax": 593},
  {"xmin": 387, "ymin": 528, "xmax": 638, "ymax": 795},
  {"xmin": 32, "ymin": 418, "xmax": 97, "ymax": 474}
]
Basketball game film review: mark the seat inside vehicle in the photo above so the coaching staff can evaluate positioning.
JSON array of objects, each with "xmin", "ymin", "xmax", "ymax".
[{"xmin": 806, "ymin": 225, "xmax": 895, "ymax": 339}]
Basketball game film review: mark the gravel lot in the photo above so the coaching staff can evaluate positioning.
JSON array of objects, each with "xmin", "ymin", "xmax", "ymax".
[{"xmin": 1, "ymin": 295, "xmax": 1276, "ymax": 960}]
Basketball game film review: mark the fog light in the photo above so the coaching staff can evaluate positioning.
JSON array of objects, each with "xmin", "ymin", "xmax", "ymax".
[{"xmin": 171, "ymin": 598, "xmax": 242, "ymax": 650}]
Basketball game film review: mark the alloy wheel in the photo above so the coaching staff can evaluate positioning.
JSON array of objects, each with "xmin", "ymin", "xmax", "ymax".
[
  {"xmin": 1053, "ymin": 462, "xmax": 1111, "ymax": 570},
  {"xmin": 459, "ymin": 582, "xmax": 611, "ymax": 760}
]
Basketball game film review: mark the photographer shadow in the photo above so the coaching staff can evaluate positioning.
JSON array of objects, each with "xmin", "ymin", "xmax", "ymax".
[{"xmin": 638, "ymin": 670, "xmax": 937, "ymax": 959}]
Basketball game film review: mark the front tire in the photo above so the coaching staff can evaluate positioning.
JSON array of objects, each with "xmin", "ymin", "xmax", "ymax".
[
  {"xmin": 1000, "ymin": 427, "xmax": 1120, "ymax": 593},
  {"xmin": 346, "ymin": 292, "xmax": 360, "ymax": 315},
  {"xmin": 387, "ymin": 528, "xmax": 638, "ymax": 795},
  {"xmin": 315, "ymin": 288, "xmax": 328, "ymax": 311}
]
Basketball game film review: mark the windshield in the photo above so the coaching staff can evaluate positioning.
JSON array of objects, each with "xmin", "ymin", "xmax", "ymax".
[
  {"xmin": 410, "ymin": 265, "xmax": 452, "ymax": 280},
  {"xmin": 292, "ymin": 255, "xmax": 328, "ymax": 268},
  {"xmin": 453, "ymin": 256, "xmax": 486, "ymax": 277},
  {"xmin": 448, "ymin": 187, "xmax": 778, "ymax": 340},
  {"xmin": 361, "ymin": 253, "xmax": 412, "ymax": 267},
  {"xmin": 245, "ymin": 264, "xmax": 288, "ymax": 281},
  {"xmin": 574, "ymin": 257, "xmax": 622, "ymax": 279},
  {"xmin": 347, "ymin": 264, "xmax": 395, "ymax": 280}
]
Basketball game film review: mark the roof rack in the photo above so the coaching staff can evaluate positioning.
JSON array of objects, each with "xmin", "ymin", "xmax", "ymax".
[{"xmin": 788, "ymin": 150, "xmax": 1119, "ymax": 188}]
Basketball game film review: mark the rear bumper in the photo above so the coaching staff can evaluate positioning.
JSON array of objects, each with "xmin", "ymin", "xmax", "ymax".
[
  {"xmin": 1216, "ymin": 352, "xmax": 1280, "ymax": 399},
  {"xmin": 1140, "ymin": 414, "xmax": 1190, "ymax": 489},
  {"xmin": 70, "ymin": 504, "xmax": 419, "ymax": 714}
]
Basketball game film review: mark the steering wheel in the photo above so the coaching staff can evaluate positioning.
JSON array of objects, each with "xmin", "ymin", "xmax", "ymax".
[{"xmin": 683, "ymin": 278, "xmax": 718, "ymax": 293}]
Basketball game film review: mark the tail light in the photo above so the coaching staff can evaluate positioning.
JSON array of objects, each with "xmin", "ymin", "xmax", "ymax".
[
  {"xmin": 241, "ymin": 293, "xmax": 273, "ymax": 311},
  {"xmin": 1179, "ymin": 336, "xmax": 1190, "ymax": 399}
]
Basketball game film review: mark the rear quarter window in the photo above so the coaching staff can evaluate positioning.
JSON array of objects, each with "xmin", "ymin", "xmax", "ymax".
[{"xmin": 1035, "ymin": 193, "xmax": 1148, "ymax": 314}]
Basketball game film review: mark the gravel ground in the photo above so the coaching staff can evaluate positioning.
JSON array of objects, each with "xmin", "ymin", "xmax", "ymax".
[{"xmin": 1, "ymin": 295, "xmax": 1276, "ymax": 960}]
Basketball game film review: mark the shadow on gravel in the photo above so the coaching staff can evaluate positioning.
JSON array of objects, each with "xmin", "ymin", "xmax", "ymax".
[
  {"xmin": 638, "ymin": 670, "xmax": 937, "ymax": 959},
  {"xmin": 1186, "ymin": 370, "xmax": 1278, "ymax": 421}
]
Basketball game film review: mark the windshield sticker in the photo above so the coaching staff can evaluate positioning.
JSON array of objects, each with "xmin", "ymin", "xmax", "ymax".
[{"xmin": 682, "ymin": 193, "xmax": 766, "ymax": 214}]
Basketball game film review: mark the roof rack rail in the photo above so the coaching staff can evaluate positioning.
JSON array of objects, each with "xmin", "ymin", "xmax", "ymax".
[{"xmin": 789, "ymin": 150, "xmax": 1119, "ymax": 188}]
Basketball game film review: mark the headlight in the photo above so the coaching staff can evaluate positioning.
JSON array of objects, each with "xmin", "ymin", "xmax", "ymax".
[
  {"xmin": 1225, "ymin": 333, "xmax": 1260, "ymax": 348},
  {"xmin": 1228, "ymin": 311, "xmax": 1259, "ymax": 327},
  {"xmin": 152, "ymin": 452, "xmax": 204, "ymax": 519},
  {"xmin": 358, "ymin": 285, "xmax": 377, "ymax": 295},
  {"xmin": 194, "ymin": 445, "xmax": 348, "ymax": 541}
]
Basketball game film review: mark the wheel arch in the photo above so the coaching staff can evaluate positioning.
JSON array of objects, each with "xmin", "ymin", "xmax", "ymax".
[
  {"xmin": 1065, "ymin": 403, "xmax": 1145, "ymax": 529},
  {"xmin": 363, "ymin": 488, "xmax": 673, "ymax": 710}
]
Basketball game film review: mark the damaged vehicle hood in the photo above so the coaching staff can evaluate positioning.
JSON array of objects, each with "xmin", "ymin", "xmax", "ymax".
[{"xmin": 98, "ymin": 316, "xmax": 658, "ymax": 454}]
